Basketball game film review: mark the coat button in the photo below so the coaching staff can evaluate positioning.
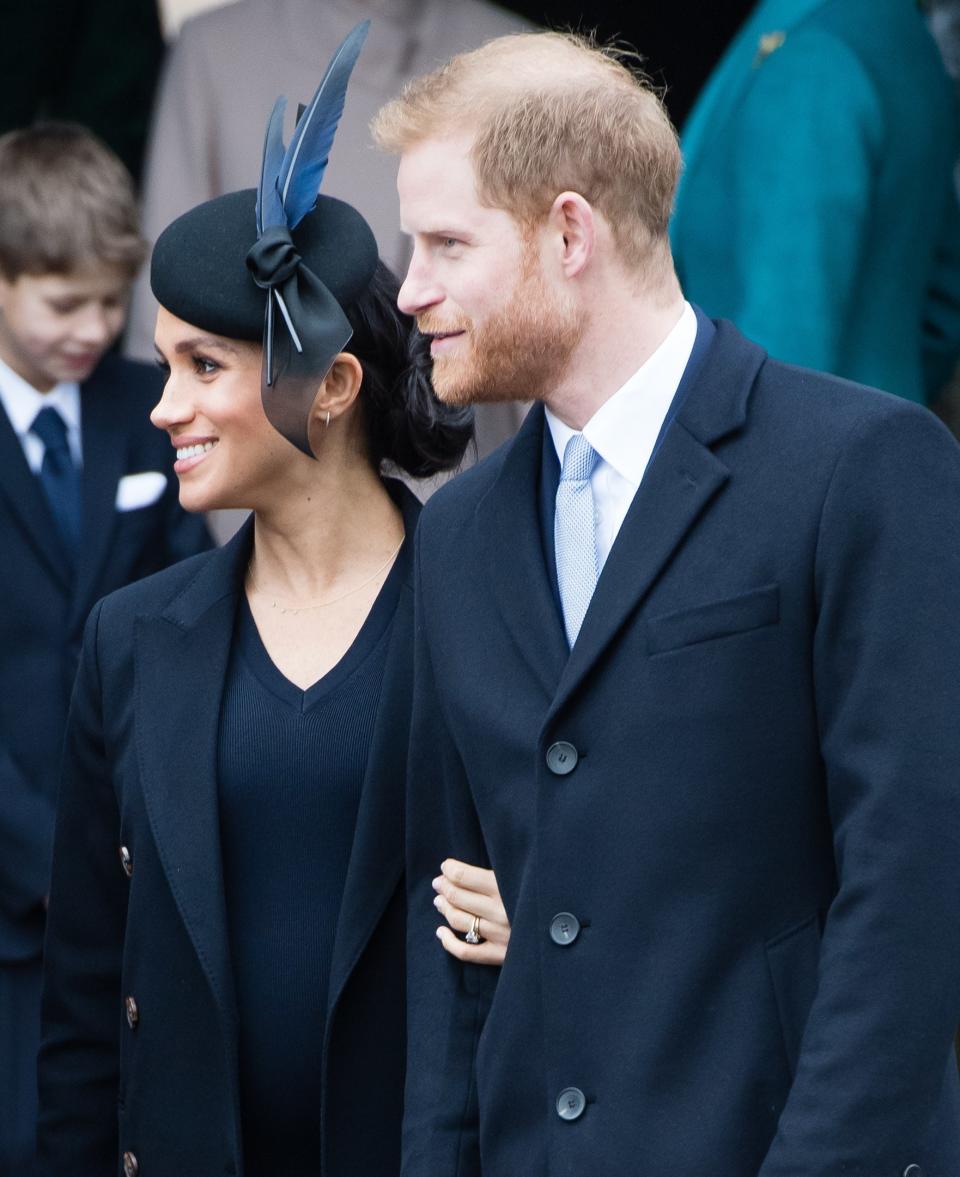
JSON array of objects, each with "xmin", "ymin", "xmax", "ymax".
[
  {"xmin": 122, "ymin": 1152, "xmax": 139, "ymax": 1177},
  {"xmin": 125, "ymin": 996, "xmax": 139, "ymax": 1030},
  {"xmin": 556, "ymin": 1087, "xmax": 586, "ymax": 1121},
  {"xmin": 119, "ymin": 846, "xmax": 133, "ymax": 878},
  {"xmin": 546, "ymin": 742, "xmax": 578, "ymax": 775},
  {"xmin": 549, "ymin": 912, "xmax": 581, "ymax": 946},
  {"xmin": 903, "ymin": 1167, "xmax": 924, "ymax": 1177}
]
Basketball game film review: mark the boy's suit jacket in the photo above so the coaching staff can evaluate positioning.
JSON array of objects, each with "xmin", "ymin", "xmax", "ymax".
[
  {"xmin": 0, "ymin": 353, "xmax": 211, "ymax": 963},
  {"xmin": 37, "ymin": 485, "xmax": 420, "ymax": 1177},
  {"xmin": 671, "ymin": 0, "xmax": 960, "ymax": 404},
  {"xmin": 402, "ymin": 317, "xmax": 960, "ymax": 1176}
]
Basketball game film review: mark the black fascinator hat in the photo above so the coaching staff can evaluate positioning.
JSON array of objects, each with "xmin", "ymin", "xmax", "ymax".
[{"xmin": 150, "ymin": 22, "xmax": 378, "ymax": 456}]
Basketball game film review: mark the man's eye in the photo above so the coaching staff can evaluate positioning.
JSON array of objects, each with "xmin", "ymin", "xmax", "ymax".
[
  {"xmin": 442, "ymin": 237, "xmax": 459, "ymax": 249},
  {"xmin": 50, "ymin": 302, "xmax": 79, "ymax": 314}
]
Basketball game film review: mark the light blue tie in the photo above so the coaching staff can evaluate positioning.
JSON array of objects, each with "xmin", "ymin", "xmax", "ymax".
[{"xmin": 555, "ymin": 433, "xmax": 600, "ymax": 648}]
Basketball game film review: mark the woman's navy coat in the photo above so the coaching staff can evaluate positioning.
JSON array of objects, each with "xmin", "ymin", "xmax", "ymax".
[{"xmin": 36, "ymin": 487, "xmax": 421, "ymax": 1177}]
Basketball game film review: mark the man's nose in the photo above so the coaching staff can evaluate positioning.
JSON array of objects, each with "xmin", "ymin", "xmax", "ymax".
[{"xmin": 398, "ymin": 251, "xmax": 442, "ymax": 316}]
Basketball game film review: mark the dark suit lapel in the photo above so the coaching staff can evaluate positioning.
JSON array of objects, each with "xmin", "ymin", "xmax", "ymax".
[
  {"xmin": 475, "ymin": 404, "xmax": 569, "ymax": 701},
  {"xmin": 551, "ymin": 320, "xmax": 764, "ymax": 715},
  {"xmin": 134, "ymin": 523, "xmax": 252, "ymax": 1033},
  {"xmin": 0, "ymin": 401, "xmax": 72, "ymax": 591},
  {"xmin": 72, "ymin": 370, "xmax": 130, "ymax": 621}
]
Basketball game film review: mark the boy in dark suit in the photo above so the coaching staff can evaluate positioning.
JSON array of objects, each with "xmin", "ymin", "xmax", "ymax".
[{"xmin": 0, "ymin": 123, "xmax": 210, "ymax": 1174}]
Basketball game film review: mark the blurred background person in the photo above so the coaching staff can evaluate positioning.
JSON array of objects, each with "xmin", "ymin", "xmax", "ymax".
[
  {"xmin": 0, "ymin": 0, "xmax": 164, "ymax": 184},
  {"xmin": 0, "ymin": 123, "xmax": 210, "ymax": 1177},
  {"xmin": 670, "ymin": 0, "xmax": 960, "ymax": 407}
]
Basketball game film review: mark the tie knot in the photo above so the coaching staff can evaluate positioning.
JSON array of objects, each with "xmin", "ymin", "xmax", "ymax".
[
  {"xmin": 31, "ymin": 406, "xmax": 70, "ymax": 454},
  {"xmin": 560, "ymin": 432, "xmax": 598, "ymax": 483}
]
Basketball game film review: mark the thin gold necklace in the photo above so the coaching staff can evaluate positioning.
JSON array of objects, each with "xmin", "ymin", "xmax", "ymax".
[{"xmin": 247, "ymin": 538, "xmax": 404, "ymax": 615}]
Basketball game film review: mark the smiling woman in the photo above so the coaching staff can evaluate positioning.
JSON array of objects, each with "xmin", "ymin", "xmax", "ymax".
[{"xmin": 35, "ymin": 26, "xmax": 511, "ymax": 1177}]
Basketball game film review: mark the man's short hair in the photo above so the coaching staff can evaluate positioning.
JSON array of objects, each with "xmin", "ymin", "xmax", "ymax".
[
  {"xmin": 373, "ymin": 32, "xmax": 682, "ymax": 277},
  {"xmin": 0, "ymin": 123, "xmax": 146, "ymax": 281}
]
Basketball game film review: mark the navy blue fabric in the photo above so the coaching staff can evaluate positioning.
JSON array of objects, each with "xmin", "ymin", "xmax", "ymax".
[
  {"xmin": 0, "ymin": 958, "xmax": 42, "ymax": 1177},
  {"xmin": 30, "ymin": 407, "xmax": 81, "ymax": 560},
  {"xmin": 0, "ymin": 354, "xmax": 211, "ymax": 1174},
  {"xmin": 37, "ymin": 482, "xmax": 419, "ymax": 1177},
  {"xmin": 219, "ymin": 565, "xmax": 402, "ymax": 1176},
  {"xmin": 403, "ymin": 318, "xmax": 960, "ymax": 1177}
]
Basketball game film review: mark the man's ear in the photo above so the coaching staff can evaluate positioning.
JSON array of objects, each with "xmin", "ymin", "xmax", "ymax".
[{"xmin": 547, "ymin": 191, "xmax": 596, "ymax": 279}]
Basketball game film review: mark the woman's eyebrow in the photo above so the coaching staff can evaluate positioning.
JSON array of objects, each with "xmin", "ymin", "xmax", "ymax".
[{"xmin": 172, "ymin": 335, "xmax": 242, "ymax": 356}]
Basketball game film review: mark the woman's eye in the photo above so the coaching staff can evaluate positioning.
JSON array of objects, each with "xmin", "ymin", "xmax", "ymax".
[{"xmin": 193, "ymin": 356, "xmax": 220, "ymax": 376}]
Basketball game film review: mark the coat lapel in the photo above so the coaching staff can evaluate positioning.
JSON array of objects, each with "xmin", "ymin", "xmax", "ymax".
[
  {"xmin": 72, "ymin": 370, "xmax": 130, "ymax": 623},
  {"xmin": 325, "ymin": 484, "xmax": 420, "ymax": 1019},
  {"xmin": 550, "ymin": 320, "xmax": 764, "ymax": 717},
  {"xmin": 475, "ymin": 405, "xmax": 569, "ymax": 701},
  {"xmin": 0, "ymin": 400, "xmax": 72, "ymax": 591},
  {"xmin": 135, "ymin": 523, "xmax": 252, "ymax": 1032}
]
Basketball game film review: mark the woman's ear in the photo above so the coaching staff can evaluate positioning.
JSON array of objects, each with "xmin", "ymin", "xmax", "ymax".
[
  {"xmin": 306, "ymin": 352, "xmax": 364, "ymax": 456},
  {"xmin": 312, "ymin": 352, "xmax": 363, "ymax": 426}
]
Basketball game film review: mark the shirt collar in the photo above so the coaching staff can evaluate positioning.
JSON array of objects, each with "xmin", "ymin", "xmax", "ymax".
[
  {"xmin": 0, "ymin": 355, "xmax": 81, "ymax": 438},
  {"xmin": 546, "ymin": 300, "xmax": 697, "ymax": 486}
]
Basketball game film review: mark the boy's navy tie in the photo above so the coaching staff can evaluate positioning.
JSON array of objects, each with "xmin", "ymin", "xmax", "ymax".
[
  {"xmin": 30, "ymin": 406, "xmax": 81, "ymax": 557},
  {"xmin": 554, "ymin": 432, "xmax": 600, "ymax": 648}
]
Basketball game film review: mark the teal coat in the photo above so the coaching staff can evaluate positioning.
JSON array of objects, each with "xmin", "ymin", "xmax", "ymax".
[{"xmin": 671, "ymin": 0, "xmax": 960, "ymax": 403}]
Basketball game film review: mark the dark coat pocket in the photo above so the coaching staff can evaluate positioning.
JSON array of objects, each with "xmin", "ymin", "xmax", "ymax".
[
  {"xmin": 646, "ymin": 584, "xmax": 779, "ymax": 655},
  {"xmin": 765, "ymin": 913, "xmax": 821, "ymax": 1075}
]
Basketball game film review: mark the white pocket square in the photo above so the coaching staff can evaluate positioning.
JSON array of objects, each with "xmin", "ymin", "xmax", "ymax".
[{"xmin": 115, "ymin": 470, "xmax": 167, "ymax": 511}]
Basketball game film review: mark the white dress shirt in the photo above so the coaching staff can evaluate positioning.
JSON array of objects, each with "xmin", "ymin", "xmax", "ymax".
[
  {"xmin": 0, "ymin": 356, "xmax": 82, "ymax": 473},
  {"xmin": 545, "ymin": 301, "xmax": 697, "ymax": 569}
]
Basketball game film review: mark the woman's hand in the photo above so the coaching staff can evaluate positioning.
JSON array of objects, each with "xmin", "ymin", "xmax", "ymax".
[{"xmin": 433, "ymin": 858, "xmax": 511, "ymax": 966}]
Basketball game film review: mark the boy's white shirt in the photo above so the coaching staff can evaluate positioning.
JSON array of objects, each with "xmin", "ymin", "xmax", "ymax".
[{"xmin": 0, "ymin": 355, "xmax": 81, "ymax": 472}]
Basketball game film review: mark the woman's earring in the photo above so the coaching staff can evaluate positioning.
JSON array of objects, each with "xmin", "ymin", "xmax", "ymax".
[{"xmin": 325, "ymin": 410, "xmax": 331, "ymax": 428}]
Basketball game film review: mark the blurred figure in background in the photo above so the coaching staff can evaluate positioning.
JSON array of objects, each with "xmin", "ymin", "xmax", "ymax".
[
  {"xmin": 0, "ymin": 0, "xmax": 164, "ymax": 184},
  {"xmin": 671, "ymin": 0, "xmax": 960, "ymax": 406},
  {"xmin": 128, "ymin": 0, "xmax": 534, "ymax": 470},
  {"xmin": 0, "ymin": 124, "xmax": 210, "ymax": 1176}
]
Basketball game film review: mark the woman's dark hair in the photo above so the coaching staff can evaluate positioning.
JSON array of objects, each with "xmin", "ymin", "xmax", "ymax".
[{"xmin": 344, "ymin": 260, "xmax": 475, "ymax": 477}]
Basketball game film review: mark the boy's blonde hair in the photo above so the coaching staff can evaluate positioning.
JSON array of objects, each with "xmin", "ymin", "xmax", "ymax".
[
  {"xmin": 0, "ymin": 123, "xmax": 146, "ymax": 281},
  {"xmin": 373, "ymin": 32, "xmax": 682, "ymax": 279}
]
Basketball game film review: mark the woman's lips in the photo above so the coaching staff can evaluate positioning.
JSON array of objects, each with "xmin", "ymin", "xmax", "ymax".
[{"xmin": 173, "ymin": 438, "xmax": 218, "ymax": 474}]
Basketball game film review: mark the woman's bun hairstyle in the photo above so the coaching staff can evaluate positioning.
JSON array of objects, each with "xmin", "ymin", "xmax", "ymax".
[{"xmin": 345, "ymin": 260, "xmax": 475, "ymax": 478}]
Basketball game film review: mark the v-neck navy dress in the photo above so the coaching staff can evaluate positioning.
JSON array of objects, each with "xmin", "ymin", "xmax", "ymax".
[{"xmin": 216, "ymin": 550, "xmax": 406, "ymax": 1176}]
